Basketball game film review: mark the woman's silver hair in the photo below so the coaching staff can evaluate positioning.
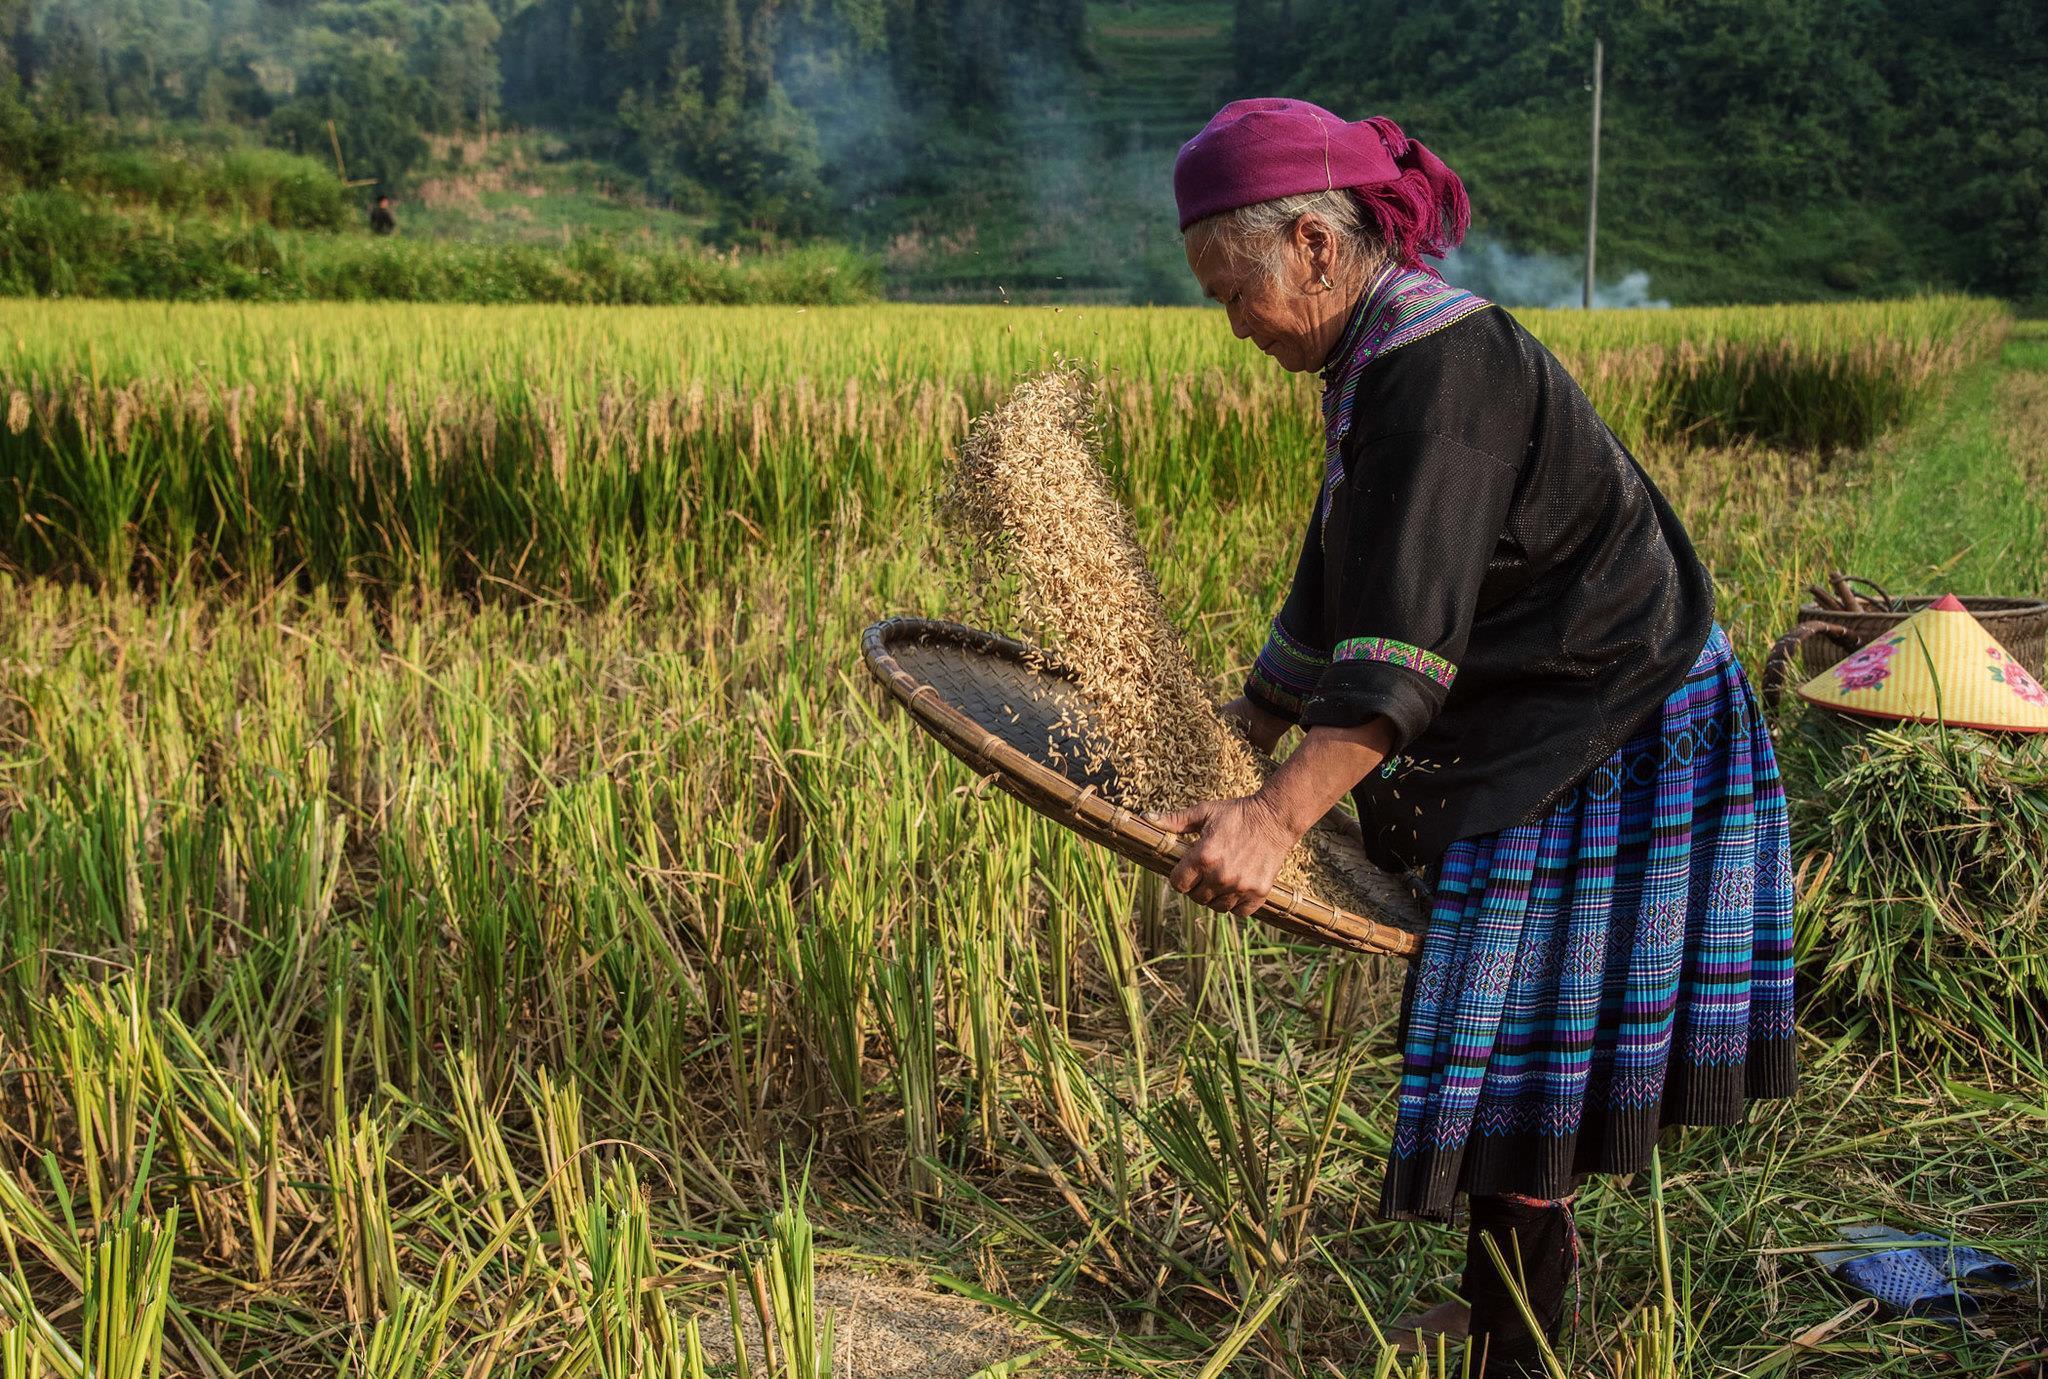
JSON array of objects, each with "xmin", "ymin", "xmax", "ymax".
[{"xmin": 1186, "ymin": 188, "xmax": 1386, "ymax": 284}]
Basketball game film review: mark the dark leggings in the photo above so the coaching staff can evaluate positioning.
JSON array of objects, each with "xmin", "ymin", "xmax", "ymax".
[{"xmin": 1464, "ymin": 1194, "xmax": 1578, "ymax": 1378}]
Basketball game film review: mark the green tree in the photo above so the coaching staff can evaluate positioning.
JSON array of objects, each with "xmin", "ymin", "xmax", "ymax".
[
  {"xmin": 268, "ymin": 29, "xmax": 432, "ymax": 187},
  {"xmin": 418, "ymin": 1, "xmax": 502, "ymax": 128}
]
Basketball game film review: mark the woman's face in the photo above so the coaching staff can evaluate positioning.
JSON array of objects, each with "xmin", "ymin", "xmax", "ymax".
[{"xmin": 1184, "ymin": 215, "xmax": 1356, "ymax": 373}]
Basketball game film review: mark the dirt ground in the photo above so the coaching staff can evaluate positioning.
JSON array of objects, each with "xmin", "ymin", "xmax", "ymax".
[{"xmin": 692, "ymin": 1266, "xmax": 1051, "ymax": 1378}]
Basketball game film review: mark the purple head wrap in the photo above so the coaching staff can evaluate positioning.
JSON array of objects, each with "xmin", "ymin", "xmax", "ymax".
[{"xmin": 1173, "ymin": 98, "xmax": 1471, "ymax": 269}]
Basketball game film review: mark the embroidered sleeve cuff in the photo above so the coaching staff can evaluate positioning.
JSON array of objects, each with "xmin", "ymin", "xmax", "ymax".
[
  {"xmin": 1243, "ymin": 618, "xmax": 1327, "ymax": 724},
  {"xmin": 1297, "ymin": 642, "xmax": 1454, "ymax": 749},
  {"xmin": 1244, "ymin": 666, "xmax": 1303, "ymax": 722},
  {"xmin": 1333, "ymin": 635, "xmax": 1456, "ymax": 689}
]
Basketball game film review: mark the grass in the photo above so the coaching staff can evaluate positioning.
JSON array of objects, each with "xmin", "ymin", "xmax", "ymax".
[
  {"xmin": 399, "ymin": 132, "xmax": 717, "ymax": 246},
  {"xmin": 1844, "ymin": 330, "xmax": 2048, "ymax": 596},
  {"xmin": 0, "ymin": 295, "xmax": 2042, "ymax": 1376},
  {"xmin": 0, "ymin": 193, "xmax": 877, "ymax": 306},
  {"xmin": 71, "ymin": 142, "xmax": 353, "ymax": 232}
]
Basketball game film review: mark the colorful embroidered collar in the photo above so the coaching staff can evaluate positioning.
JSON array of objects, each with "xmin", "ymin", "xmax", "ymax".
[{"xmin": 1317, "ymin": 264, "xmax": 1493, "ymax": 530}]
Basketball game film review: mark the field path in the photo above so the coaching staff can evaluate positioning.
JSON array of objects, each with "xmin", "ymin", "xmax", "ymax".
[{"xmin": 1843, "ymin": 320, "xmax": 2048, "ymax": 600}]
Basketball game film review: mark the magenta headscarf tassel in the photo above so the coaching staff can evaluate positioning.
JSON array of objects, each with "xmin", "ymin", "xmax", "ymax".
[
  {"xmin": 1174, "ymin": 100, "xmax": 1471, "ymax": 270},
  {"xmin": 1349, "ymin": 116, "xmax": 1471, "ymax": 268}
]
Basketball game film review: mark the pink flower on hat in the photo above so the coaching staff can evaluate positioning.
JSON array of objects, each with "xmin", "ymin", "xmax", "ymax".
[
  {"xmin": 1833, "ymin": 635, "xmax": 1903, "ymax": 694},
  {"xmin": 1989, "ymin": 653, "xmax": 2048, "ymax": 706}
]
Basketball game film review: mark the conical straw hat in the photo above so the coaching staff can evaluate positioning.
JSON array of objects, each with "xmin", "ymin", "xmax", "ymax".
[{"xmin": 1797, "ymin": 594, "xmax": 2048, "ymax": 732}]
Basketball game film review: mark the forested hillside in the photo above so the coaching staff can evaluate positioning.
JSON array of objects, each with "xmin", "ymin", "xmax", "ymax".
[
  {"xmin": 1, "ymin": 0, "xmax": 2042, "ymax": 303},
  {"xmin": 0, "ymin": 0, "xmax": 1087, "ymax": 239},
  {"xmin": 499, "ymin": 0, "xmax": 1086, "ymax": 236},
  {"xmin": 1243, "ymin": 0, "xmax": 2047, "ymax": 302}
]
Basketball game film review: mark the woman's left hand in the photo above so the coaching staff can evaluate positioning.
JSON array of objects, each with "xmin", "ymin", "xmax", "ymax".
[{"xmin": 1147, "ymin": 794, "xmax": 1302, "ymax": 918}]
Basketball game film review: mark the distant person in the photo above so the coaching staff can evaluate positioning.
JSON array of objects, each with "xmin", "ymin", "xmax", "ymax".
[
  {"xmin": 1154, "ymin": 99, "xmax": 1794, "ymax": 1377},
  {"xmin": 368, "ymin": 194, "xmax": 397, "ymax": 236}
]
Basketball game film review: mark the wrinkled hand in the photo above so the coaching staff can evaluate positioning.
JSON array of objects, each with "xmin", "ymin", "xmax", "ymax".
[{"xmin": 1146, "ymin": 794, "xmax": 1302, "ymax": 918}]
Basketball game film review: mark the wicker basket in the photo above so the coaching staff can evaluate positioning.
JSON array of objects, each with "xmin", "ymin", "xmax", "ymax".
[
  {"xmin": 861, "ymin": 617, "xmax": 1428, "ymax": 960},
  {"xmin": 1763, "ymin": 590, "xmax": 2048, "ymax": 707}
]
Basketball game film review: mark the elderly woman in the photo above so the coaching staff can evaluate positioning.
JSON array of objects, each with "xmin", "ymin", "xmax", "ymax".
[{"xmin": 1150, "ymin": 100, "xmax": 1796, "ymax": 1375}]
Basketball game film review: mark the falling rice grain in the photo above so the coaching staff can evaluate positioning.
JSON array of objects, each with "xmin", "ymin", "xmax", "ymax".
[{"xmin": 941, "ymin": 363, "xmax": 1354, "ymax": 905}]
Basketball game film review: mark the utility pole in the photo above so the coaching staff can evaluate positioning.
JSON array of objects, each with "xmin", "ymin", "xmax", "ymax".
[
  {"xmin": 325, "ymin": 119, "xmax": 378, "ymax": 190},
  {"xmin": 1583, "ymin": 36, "xmax": 1603, "ymax": 309}
]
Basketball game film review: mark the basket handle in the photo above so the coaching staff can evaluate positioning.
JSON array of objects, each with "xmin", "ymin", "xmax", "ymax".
[
  {"xmin": 1839, "ymin": 574, "xmax": 1896, "ymax": 612},
  {"xmin": 1763, "ymin": 621, "xmax": 1853, "ymax": 709}
]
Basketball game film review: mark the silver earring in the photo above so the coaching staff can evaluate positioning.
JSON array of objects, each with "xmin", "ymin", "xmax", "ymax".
[{"xmin": 1318, "ymin": 272, "xmax": 1333, "ymax": 290}]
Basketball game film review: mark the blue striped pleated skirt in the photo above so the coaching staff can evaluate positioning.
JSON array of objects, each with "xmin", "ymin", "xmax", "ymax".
[{"xmin": 1380, "ymin": 626, "xmax": 1796, "ymax": 1221}]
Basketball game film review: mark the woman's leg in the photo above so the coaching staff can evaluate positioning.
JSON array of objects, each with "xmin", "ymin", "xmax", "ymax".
[{"xmin": 1463, "ymin": 1193, "xmax": 1577, "ymax": 1377}]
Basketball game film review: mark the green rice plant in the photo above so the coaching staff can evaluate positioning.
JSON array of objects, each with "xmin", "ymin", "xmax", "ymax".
[
  {"xmin": 1015, "ymin": 984, "xmax": 1110, "ymax": 1159},
  {"xmin": 723, "ymin": 1274, "xmax": 755, "ymax": 1379},
  {"xmin": 681, "ymin": 1316, "xmax": 712, "ymax": 1379},
  {"xmin": 528, "ymin": 1068, "xmax": 594, "ymax": 1269},
  {"xmin": 806, "ymin": 911, "xmax": 880, "ymax": 1131},
  {"xmin": 0, "ymin": 1269, "xmax": 76, "ymax": 1379},
  {"xmin": 1190, "ymin": 1279, "xmax": 1295, "ymax": 1379},
  {"xmin": 447, "ymin": 1050, "xmax": 539, "ymax": 1263},
  {"xmin": 566, "ymin": 1162, "xmax": 691, "ymax": 1379},
  {"xmin": 1176, "ymin": 898, "xmax": 1269, "ymax": 1064},
  {"xmin": 347, "ymin": 1260, "xmax": 462, "ymax": 1379},
  {"xmin": 0, "ymin": 1202, "xmax": 177, "ymax": 1379},
  {"xmin": 324, "ymin": 1110, "xmax": 403, "ymax": 1323},
  {"xmin": 16, "ymin": 773, "xmax": 150, "ymax": 957},
  {"xmin": 143, "ymin": 1009, "xmax": 307, "ymax": 1276},
  {"xmin": 418, "ymin": 821, "xmax": 543, "ymax": 1073},
  {"xmin": 1115, "ymin": 1032, "xmax": 1366, "ymax": 1372},
  {"xmin": 80, "ymin": 1210, "xmax": 177, "ymax": 1379},
  {"xmin": 1129, "ymin": 1034, "xmax": 1289, "ymax": 1301},
  {"xmin": 876, "ymin": 933, "xmax": 942, "ymax": 1204},
  {"xmin": 0, "ymin": 1156, "xmax": 90, "ymax": 1298},
  {"xmin": 1079, "ymin": 847, "xmax": 1151, "ymax": 1108},
  {"xmin": 224, "ymin": 1070, "xmax": 290, "ymax": 1282},
  {"xmin": 35, "ymin": 979, "xmax": 152, "ymax": 1228},
  {"xmin": 735, "ymin": 1174, "xmax": 832, "ymax": 1379},
  {"xmin": 230, "ymin": 791, "xmax": 347, "ymax": 949},
  {"xmin": 0, "ymin": 1319, "xmax": 42, "ymax": 1379},
  {"xmin": 951, "ymin": 855, "xmax": 1019, "ymax": 1154}
]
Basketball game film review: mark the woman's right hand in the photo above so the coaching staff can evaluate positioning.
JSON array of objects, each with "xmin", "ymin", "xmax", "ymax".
[{"xmin": 1218, "ymin": 694, "xmax": 1290, "ymax": 755}]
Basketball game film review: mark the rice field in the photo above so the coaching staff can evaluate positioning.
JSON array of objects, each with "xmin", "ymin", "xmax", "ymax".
[
  {"xmin": 0, "ymin": 298, "xmax": 2043, "ymax": 1378},
  {"xmin": 0, "ymin": 296, "xmax": 2007, "ymax": 601}
]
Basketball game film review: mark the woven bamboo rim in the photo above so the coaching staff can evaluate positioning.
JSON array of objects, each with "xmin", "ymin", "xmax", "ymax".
[{"xmin": 861, "ymin": 617, "xmax": 1427, "ymax": 960}]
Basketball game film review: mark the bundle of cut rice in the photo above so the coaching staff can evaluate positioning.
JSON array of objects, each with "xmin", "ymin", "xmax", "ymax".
[{"xmin": 1784, "ymin": 716, "xmax": 2048, "ymax": 1071}]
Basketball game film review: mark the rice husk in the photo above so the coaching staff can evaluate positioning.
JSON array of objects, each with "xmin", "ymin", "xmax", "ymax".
[{"xmin": 940, "ymin": 363, "xmax": 1352, "ymax": 903}]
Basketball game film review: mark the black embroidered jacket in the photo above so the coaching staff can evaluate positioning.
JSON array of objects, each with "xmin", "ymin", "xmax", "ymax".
[{"xmin": 1245, "ymin": 300, "xmax": 1716, "ymax": 871}]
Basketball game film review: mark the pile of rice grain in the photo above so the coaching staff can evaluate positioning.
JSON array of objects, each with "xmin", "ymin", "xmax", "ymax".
[{"xmin": 940, "ymin": 364, "xmax": 1345, "ymax": 903}]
